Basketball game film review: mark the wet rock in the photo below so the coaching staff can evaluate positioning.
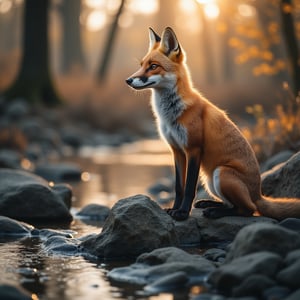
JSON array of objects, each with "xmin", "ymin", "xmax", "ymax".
[
  {"xmin": 191, "ymin": 209, "xmax": 277, "ymax": 245},
  {"xmin": 285, "ymin": 289, "xmax": 300, "ymax": 300},
  {"xmin": 0, "ymin": 216, "xmax": 33, "ymax": 237},
  {"xmin": 0, "ymin": 149, "xmax": 22, "ymax": 169},
  {"xmin": 0, "ymin": 168, "xmax": 73, "ymax": 222},
  {"xmin": 261, "ymin": 151, "xmax": 300, "ymax": 198},
  {"xmin": 108, "ymin": 247, "xmax": 215, "ymax": 287},
  {"xmin": 5, "ymin": 99, "xmax": 30, "ymax": 120},
  {"xmin": 203, "ymin": 248, "xmax": 227, "ymax": 264},
  {"xmin": 232, "ymin": 274, "xmax": 275, "ymax": 297},
  {"xmin": 144, "ymin": 271, "xmax": 189, "ymax": 294},
  {"xmin": 80, "ymin": 195, "xmax": 178, "ymax": 259},
  {"xmin": 35, "ymin": 162, "xmax": 82, "ymax": 182},
  {"xmin": 260, "ymin": 150, "xmax": 294, "ymax": 172},
  {"xmin": 209, "ymin": 251, "xmax": 282, "ymax": 294},
  {"xmin": 76, "ymin": 203, "xmax": 110, "ymax": 221},
  {"xmin": 277, "ymin": 260, "xmax": 300, "ymax": 288},
  {"xmin": 225, "ymin": 223, "xmax": 300, "ymax": 261},
  {"xmin": 262, "ymin": 286, "xmax": 291, "ymax": 300},
  {"xmin": 42, "ymin": 235, "xmax": 79, "ymax": 256},
  {"xmin": 0, "ymin": 284, "xmax": 34, "ymax": 300},
  {"xmin": 279, "ymin": 218, "xmax": 300, "ymax": 234}
]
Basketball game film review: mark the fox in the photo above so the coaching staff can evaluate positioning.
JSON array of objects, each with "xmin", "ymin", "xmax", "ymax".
[{"xmin": 126, "ymin": 26, "xmax": 300, "ymax": 221}]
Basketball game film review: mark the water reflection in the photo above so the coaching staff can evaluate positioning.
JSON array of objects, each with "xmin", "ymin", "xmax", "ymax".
[{"xmin": 0, "ymin": 140, "xmax": 185, "ymax": 300}]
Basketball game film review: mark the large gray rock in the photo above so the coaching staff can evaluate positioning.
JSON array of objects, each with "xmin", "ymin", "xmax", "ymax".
[
  {"xmin": 209, "ymin": 251, "xmax": 282, "ymax": 294},
  {"xmin": 108, "ymin": 247, "xmax": 215, "ymax": 291},
  {"xmin": 191, "ymin": 209, "xmax": 276, "ymax": 245},
  {"xmin": 0, "ymin": 169, "xmax": 72, "ymax": 222},
  {"xmin": 80, "ymin": 195, "xmax": 178, "ymax": 259},
  {"xmin": 0, "ymin": 216, "xmax": 34, "ymax": 237},
  {"xmin": 226, "ymin": 223, "xmax": 300, "ymax": 261},
  {"xmin": 261, "ymin": 151, "xmax": 300, "ymax": 198}
]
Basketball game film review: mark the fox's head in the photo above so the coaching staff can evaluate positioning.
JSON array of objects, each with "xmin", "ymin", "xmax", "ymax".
[{"xmin": 126, "ymin": 27, "xmax": 185, "ymax": 90}]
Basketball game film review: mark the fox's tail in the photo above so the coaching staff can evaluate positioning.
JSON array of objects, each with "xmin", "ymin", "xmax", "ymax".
[{"xmin": 256, "ymin": 196, "xmax": 300, "ymax": 220}]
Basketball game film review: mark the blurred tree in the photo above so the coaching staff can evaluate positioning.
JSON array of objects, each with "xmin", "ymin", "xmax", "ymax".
[
  {"xmin": 61, "ymin": 0, "xmax": 86, "ymax": 74},
  {"xmin": 97, "ymin": 0, "xmax": 126, "ymax": 83},
  {"xmin": 4, "ymin": 0, "xmax": 60, "ymax": 105},
  {"xmin": 280, "ymin": 0, "xmax": 300, "ymax": 96}
]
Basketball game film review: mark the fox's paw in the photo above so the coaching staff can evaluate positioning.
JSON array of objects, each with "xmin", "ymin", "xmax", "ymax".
[
  {"xmin": 167, "ymin": 209, "xmax": 189, "ymax": 221},
  {"xmin": 194, "ymin": 200, "xmax": 225, "ymax": 209}
]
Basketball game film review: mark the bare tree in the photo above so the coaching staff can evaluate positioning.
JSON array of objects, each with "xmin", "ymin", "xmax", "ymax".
[{"xmin": 4, "ymin": 0, "xmax": 60, "ymax": 105}]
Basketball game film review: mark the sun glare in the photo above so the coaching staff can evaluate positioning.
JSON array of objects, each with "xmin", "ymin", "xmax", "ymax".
[
  {"xmin": 127, "ymin": 0, "xmax": 159, "ymax": 15},
  {"xmin": 86, "ymin": 10, "xmax": 107, "ymax": 31},
  {"xmin": 204, "ymin": 2, "xmax": 220, "ymax": 20},
  {"xmin": 0, "ymin": 0, "xmax": 12, "ymax": 14}
]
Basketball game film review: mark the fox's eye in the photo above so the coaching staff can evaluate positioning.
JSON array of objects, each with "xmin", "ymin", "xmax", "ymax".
[{"xmin": 150, "ymin": 64, "xmax": 159, "ymax": 70}]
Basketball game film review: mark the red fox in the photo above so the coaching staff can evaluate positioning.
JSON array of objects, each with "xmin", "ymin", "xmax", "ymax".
[{"xmin": 126, "ymin": 27, "xmax": 300, "ymax": 221}]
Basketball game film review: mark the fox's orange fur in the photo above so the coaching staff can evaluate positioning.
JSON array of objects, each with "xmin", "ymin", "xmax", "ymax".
[{"xmin": 126, "ymin": 27, "xmax": 300, "ymax": 221}]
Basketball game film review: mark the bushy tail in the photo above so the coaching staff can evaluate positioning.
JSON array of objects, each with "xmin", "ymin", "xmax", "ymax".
[{"xmin": 256, "ymin": 196, "xmax": 300, "ymax": 220}]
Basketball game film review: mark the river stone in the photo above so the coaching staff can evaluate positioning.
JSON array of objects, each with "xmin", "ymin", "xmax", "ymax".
[
  {"xmin": 261, "ymin": 151, "xmax": 300, "ymax": 198},
  {"xmin": 191, "ymin": 209, "xmax": 277, "ymax": 245},
  {"xmin": 80, "ymin": 195, "xmax": 178, "ymax": 259},
  {"xmin": 277, "ymin": 260, "xmax": 300, "ymax": 288},
  {"xmin": 260, "ymin": 150, "xmax": 294, "ymax": 172},
  {"xmin": 225, "ymin": 223, "xmax": 300, "ymax": 261},
  {"xmin": 76, "ymin": 203, "xmax": 110, "ymax": 221},
  {"xmin": 209, "ymin": 251, "xmax": 282, "ymax": 294},
  {"xmin": 0, "ymin": 216, "xmax": 34, "ymax": 236},
  {"xmin": 0, "ymin": 168, "xmax": 73, "ymax": 222},
  {"xmin": 108, "ymin": 247, "xmax": 215, "ymax": 286},
  {"xmin": 285, "ymin": 289, "xmax": 300, "ymax": 300}
]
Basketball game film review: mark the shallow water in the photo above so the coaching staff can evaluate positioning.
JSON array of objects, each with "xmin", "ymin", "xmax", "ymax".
[{"xmin": 0, "ymin": 140, "xmax": 204, "ymax": 299}]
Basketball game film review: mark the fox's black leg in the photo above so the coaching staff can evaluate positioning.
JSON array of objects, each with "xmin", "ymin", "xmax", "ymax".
[
  {"xmin": 194, "ymin": 200, "xmax": 225, "ymax": 209},
  {"xmin": 165, "ymin": 147, "xmax": 186, "ymax": 214},
  {"xmin": 169, "ymin": 149, "xmax": 201, "ymax": 221}
]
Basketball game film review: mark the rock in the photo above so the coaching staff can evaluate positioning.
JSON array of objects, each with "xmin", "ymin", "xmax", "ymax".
[
  {"xmin": 203, "ymin": 248, "xmax": 227, "ymax": 264},
  {"xmin": 209, "ymin": 251, "xmax": 282, "ymax": 294},
  {"xmin": 260, "ymin": 150, "xmax": 294, "ymax": 172},
  {"xmin": 232, "ymin": 274, "xmax": 275, "ymax": 297},
  {"xmin": 0, "ymin": 168, "xmax": 73, "ymax": 222},
  {"xmin": 191, "ymin": 294, "xmax": 226, "ymax": 300},
  {"xmin": 35, "ymin": 162, "xmax": 82, "ymax": 182},
  {"xmin": 277, "ymin": 260, "xmax": 300, "ymax": 288},
  {"xmin": 51, "ymin": 183, "xmax": 73, "ymax": 209},
  {"xmin": 263, "ymin": 286, "xmax": 291, "ymax": 300},
  {"xmin": 144, "ymin": 271, "xmax": 189, "ymax": 294},
  {"xmin": 108, "ymin": 247, "xmax": 215, "ymax": 287},
  {"xmin": 5, "ymin": 99, "xmax": 30, "ymax": 120},
  {"xmin": 285, "ymin": 289, "xmax": 300, "ymax": 300},
  {"xmin": 42, "ymin": 235, "xmax": 79, "ymax": 256},
  {"xmin": 279, "ymin": 218, "xmax": 300, "ymax": 234},
  {"xmin": 0, "ymin": 149, "xmax": 22, "ymax": 169},
  {"xmin": 174, "ymin": 215, "xmax": 201, "ymax": 246},
  {"xmin": 80, "ymin": 195, "xmax": 178, "ymax": 259},
  {"xmin": 261, "ymin": 151, "xmax": 300, "ymax": 198},
  {"xmin": 76, "ymin": 203, "xmax": 110, "ymax": 221},
  {"xmin": 0, "ymin": 284, "xmax": 34, "ymax": 300},
  {"xmin": 191, "ymin": 209, "xmax": 277, "ymax": 245},
  {"xmin": 0, "ymin": 216, "xmax": 34, "ymax": 237},
  {"xmin": 225, "ymin": 223, "xmax": 300, "ymax": 261}
]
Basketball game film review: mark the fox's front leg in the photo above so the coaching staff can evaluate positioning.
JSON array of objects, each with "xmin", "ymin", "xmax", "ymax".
[
  {"xmin": 169, "ymin": 148, "xmax": 201, "ymax": 221},
  {"xmin": 165, "ymin": 147, "xmax": 186, "ymax": 213}
]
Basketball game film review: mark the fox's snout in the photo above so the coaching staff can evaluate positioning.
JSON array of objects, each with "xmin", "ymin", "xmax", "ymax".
[{"xmin": 125, "ymin": 78, "xmax": 133, "ymax": 86}]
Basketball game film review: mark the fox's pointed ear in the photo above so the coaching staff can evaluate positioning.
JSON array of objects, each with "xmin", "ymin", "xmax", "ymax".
[
  {"xmin": 149, "ymin": 27, "xmax": 161, "ymax": 49},
  {"xmin": 160, "ymin": 27, "xmax": 182, "ymax": 61}
]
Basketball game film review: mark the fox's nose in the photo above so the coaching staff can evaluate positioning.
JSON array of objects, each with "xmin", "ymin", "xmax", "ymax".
[{"xmin": 126, "ymin": 78, "xmax": 133, "ymax": 85}]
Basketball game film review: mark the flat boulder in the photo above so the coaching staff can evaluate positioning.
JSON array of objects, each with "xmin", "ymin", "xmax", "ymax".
[
  {"xmin": 0, "ymin": 169, "xmax": 72, "ymax": 222},
  {"xmin": 80, "ymin": 195, "xmax": 178, "ymax": 260}
]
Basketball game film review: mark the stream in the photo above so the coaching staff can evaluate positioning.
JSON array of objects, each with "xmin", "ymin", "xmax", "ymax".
[{"xmin": 0, "ymin": 140, "xmax": 201, "ymax": 300}]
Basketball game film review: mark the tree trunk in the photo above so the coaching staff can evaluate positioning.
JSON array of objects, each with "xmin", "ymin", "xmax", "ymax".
[
  {"xmin": 280, "ymin": 0, "xmax": 300, "ymax": 96},
  {"xmin": 4, "ymin": 0, "xmax": 60, "ymax": 105},
  {"xmin": 97, "ymin": 0, "xmax": 126, "ymax": 83},
  {"xmin": 61, "ymin": 0, "xmax": 86, "ymax": 74}
]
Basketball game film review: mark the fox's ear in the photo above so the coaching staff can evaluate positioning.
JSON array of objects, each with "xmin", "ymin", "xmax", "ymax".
[
  {"xmin": 160, "ymin": 27, "xmax": 182, "ymax": 61},
  {"xmin": 149, "ymin": 27, "xmax": 161, "ymax": 49}
]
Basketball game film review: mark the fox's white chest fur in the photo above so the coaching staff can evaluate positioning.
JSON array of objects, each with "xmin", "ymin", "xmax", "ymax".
[{"xmin": 152, "ymin": 89, "xmax": 188, "ymax": 149}]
